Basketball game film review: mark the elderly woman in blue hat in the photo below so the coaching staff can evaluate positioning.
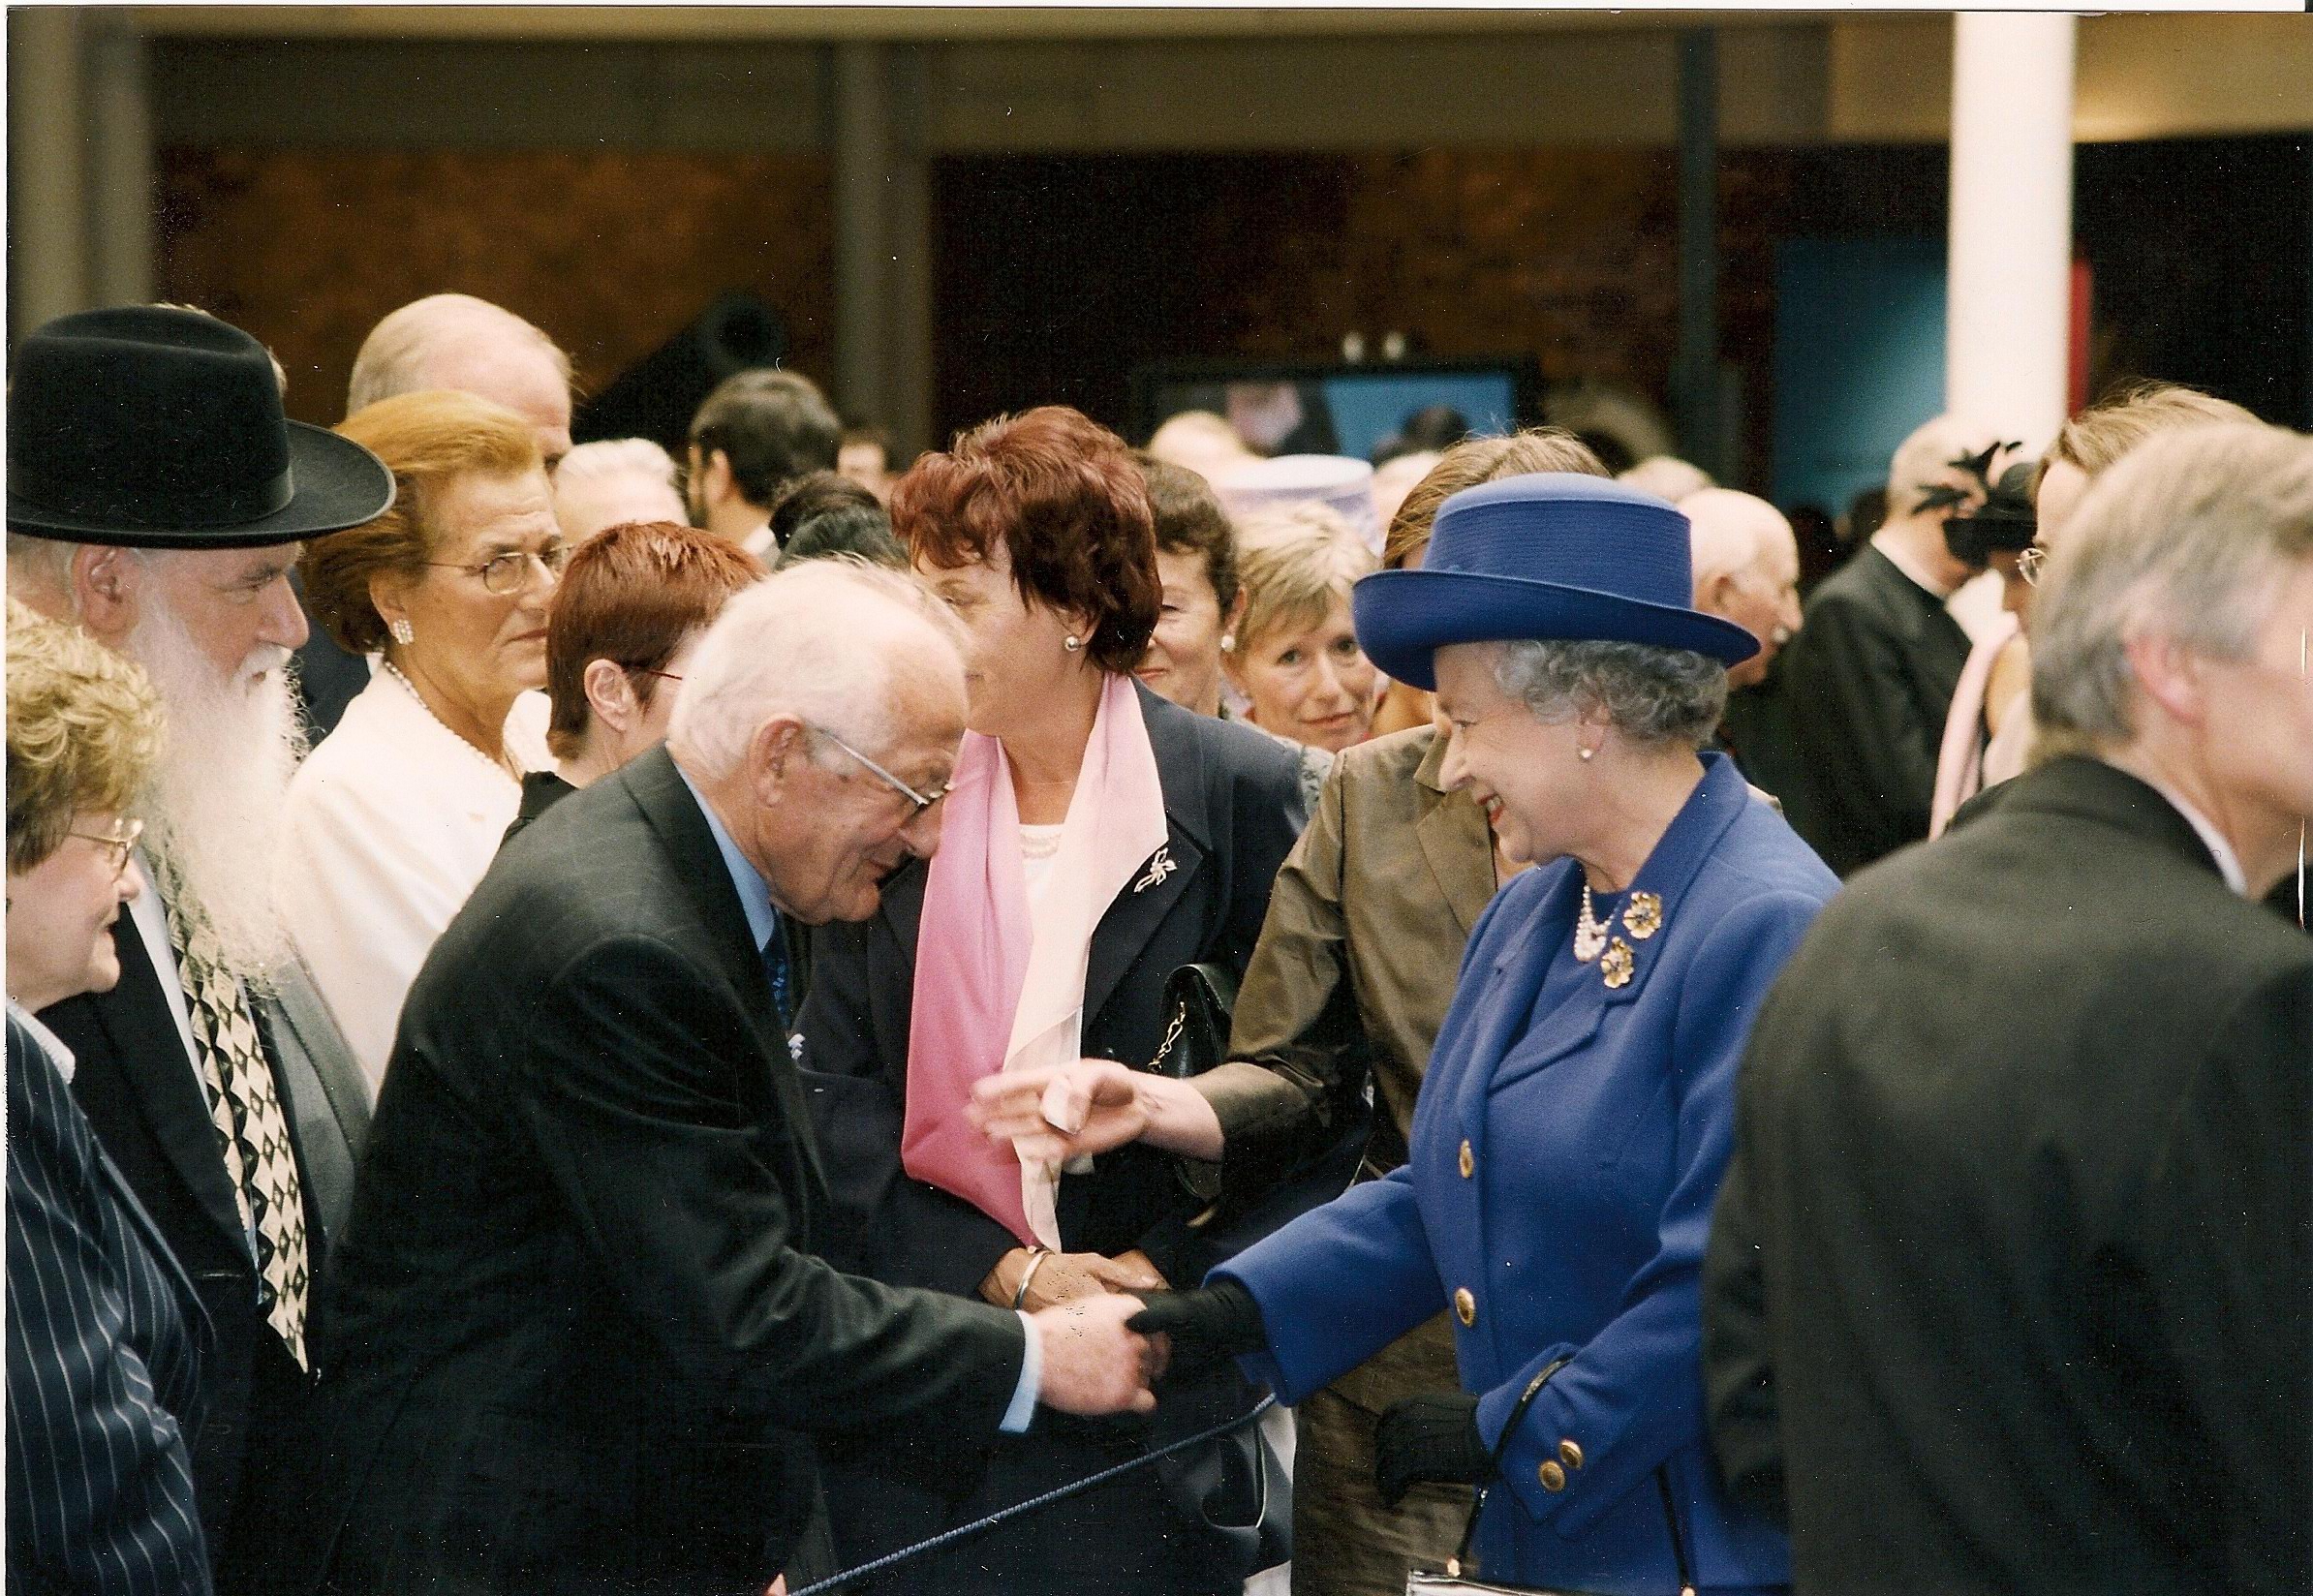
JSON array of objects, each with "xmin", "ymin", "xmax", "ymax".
[{"xmin": 1119, "ymin": 474, "xmax": 1839, "ymax": 1594}]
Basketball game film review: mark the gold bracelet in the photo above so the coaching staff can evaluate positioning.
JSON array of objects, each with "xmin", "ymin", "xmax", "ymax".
[{"xmin": 1009, "ymin": 1247, "xmax": 1051, "ymax": 1311}]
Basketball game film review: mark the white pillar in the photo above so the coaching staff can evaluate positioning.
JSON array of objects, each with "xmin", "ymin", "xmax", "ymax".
[{"xmin": 1947, "ymin": 14, "xmax": 2078, "ymax": 451}]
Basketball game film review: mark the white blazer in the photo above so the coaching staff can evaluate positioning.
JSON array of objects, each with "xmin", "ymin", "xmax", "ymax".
[{"xmin": 277, "ymin": 671, "xmax": 541, "ymax": 1095}]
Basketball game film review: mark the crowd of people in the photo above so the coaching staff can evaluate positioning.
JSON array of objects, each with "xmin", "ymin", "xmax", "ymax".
[{"xmin": 4, "ymin": 293, "xmax": 2306, "ymax": 1596}]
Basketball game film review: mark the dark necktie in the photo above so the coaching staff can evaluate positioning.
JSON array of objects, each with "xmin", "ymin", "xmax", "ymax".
[{"xmin": 760, "ymin": 923, "xmax": 793, "ymax": 1033}]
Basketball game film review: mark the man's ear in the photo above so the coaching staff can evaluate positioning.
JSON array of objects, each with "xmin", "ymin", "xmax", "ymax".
[
  {"xmin": 2121, "ymin": 628, "xmax": 2208, "ymax": 729},
  {"xmin": 1699, "ymin": 570, "xmax": 1740, "ymax": 620},
  {"xmin": 746, "ymin": 714, "xmax": 811, "ymax": 808},
  {"xmin": 582, "ymin": 658, "xmax": 638, "ymax": 734},
  {"xmin": 700, "ymin": 449, "xmax": 736, "ymax": 509},
  {"xmin": 72, "ymin": 544, "xmax": 141, "ymax": 647}
]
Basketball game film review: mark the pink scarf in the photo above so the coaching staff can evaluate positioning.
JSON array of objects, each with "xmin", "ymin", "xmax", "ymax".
[
  {"xmin": 903, "ymin": 674, "xmax": 1170, "ymax": 1247},
  {"xmin": 1931, "ymin": 610, "xmax": 2021, "ymax": 840}
]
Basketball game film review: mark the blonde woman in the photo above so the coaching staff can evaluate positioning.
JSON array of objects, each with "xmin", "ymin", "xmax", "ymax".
[{"xmin": 1224, "ymin": 504, "xmax": 1381, "ymax": 754}]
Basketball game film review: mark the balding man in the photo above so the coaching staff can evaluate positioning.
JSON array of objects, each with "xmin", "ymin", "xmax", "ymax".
[
  {"xmin": 1705, "ymin": 419, "xmax": 2313, "ymax": 1594},
  {"xmin": 1778, "ymin": 415, "xmax": 2007, "ymax": 874},
  {"xmin": 1688, "ymin": 488, "xmax": 1805, "ymax": 794},
  {"xmin": 296, "ymin": 293, "xmax": 577, "ymax": 738},
  {"xmin": 276, "ymin": 562, "xmax": 1162, "ymax": 1596}
]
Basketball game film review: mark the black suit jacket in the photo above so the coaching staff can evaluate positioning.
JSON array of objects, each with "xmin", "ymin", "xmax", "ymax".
[
  {"xmin": 1703, "ymin": 756, "xmax": 2312, "ymax": 1594},
  {"xmin": 1780, "ymin": 542, "xmax": 1973, "ymax": 875},
  {"xmin": 285, "ymin": 746, "xmax": 1028, "ymax": 1596},
  {"xmin": 7, "ymin": 1014, "xmax": 215, "ymax": 1596},
  {"xmin": 38, "ymin": 904, "xmax": 368, "ymax": 1580}
]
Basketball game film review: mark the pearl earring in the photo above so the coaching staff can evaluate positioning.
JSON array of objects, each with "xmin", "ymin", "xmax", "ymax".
[
  {"xmin": 1064, "ymin": 634, "xmax": 1083, "ymax": 653},
  {"xmin": 389, "ymin": 618, "xmax": 415, "ymax": 646},
  {"xmin": 1219, "ymin": 632, "xmax": 1237, "ymax": 653},
  {"xmin": 1579, "ymin": 746, "xmax": 1595, "ymax": 762}
]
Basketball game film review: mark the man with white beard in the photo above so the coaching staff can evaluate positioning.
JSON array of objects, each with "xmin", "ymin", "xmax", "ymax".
[{"xmin": 6, "ymin": 306, "xmax": 393, "ymax": 1586}]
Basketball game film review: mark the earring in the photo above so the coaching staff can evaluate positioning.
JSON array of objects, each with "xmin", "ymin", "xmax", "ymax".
[
  {"xmin": 1063, "ymin": 633, "xmax": 1083, "ymax": 653},
  {"xmin": 389, "ymin": 618, "xmax": 415, "ymax": 646},
  {"xmin": 1219, "ymin": 632, "xmax": 1237, "ymax": 653},
  {"xmin": 1579, "ymin": 746, "xmax": 1595, "ymax": 762}
]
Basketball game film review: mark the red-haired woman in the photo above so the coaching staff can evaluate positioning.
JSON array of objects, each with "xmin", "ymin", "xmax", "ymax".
[{"xmin": 798, "ymin": 407, "xmax": 1308, "ymax": 1595}]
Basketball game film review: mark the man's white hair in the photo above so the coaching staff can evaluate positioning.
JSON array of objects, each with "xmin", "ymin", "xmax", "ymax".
[
  {"xmin": 1684, "ymin": 489, "xmax": 1790, "ymax": 588},
  {"xmin": 1618, "ymin": 456, "xmax": 1714, "ymax": 505},
  {"xmin": 2031, "ymin": 420, "xmax": 2313, "ymax": 754},
  {"xmin": 556, "ymin": 437, "xmax": 680, "ymax": 495},
  {"xmin": 667, "ymin": 560, "xmax": 966, "ymax": 781},
  {"xmin": 1887, "ymin": 414, "xmax": 2000, "ymax": 519},
  {"xmin": 347, "ymin": 293, "xmax": 571, "ymax": 414}
]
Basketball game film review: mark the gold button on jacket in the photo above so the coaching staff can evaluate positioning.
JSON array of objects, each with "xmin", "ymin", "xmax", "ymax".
[
  {"xmin": 1458, "ymin": 1139, "xmax": 1474, "ymax": 1179},
  {"xmin": 1538, "ymin": 1460, "xmax": 1567, "ymax": 1491},
  {"xmin": 1558, "ymin": 1439, "xmax": 1585, "ymax": 1470},
  {"xmin": 1453, "ymin": 1287, "xmax": 1476, "ymax": 1326}
]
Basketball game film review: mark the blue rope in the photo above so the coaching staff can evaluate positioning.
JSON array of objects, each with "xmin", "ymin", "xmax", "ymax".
[{"xmin": 787, "ymin": 1393, "xmax": 1279, "ymax": 1596}]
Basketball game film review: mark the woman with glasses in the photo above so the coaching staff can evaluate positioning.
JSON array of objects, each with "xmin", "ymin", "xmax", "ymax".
[
  {"xmin": 282, "ymin": 389, "xmax": 566, "ymax": 1091},
  {"xmin": 505, "ymin": 518, "xmax": 764, "ymax": 843},
  {"xmin": 7, "ymin": 599, "xmax": 216, "ymax": 1596},
  {"xmin": 797, "ymin": 406, "xmax": 1308, "ymax": 1596}
]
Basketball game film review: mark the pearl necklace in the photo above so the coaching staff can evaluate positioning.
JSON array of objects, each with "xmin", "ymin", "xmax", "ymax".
[{"xmin": 382, "ymin": 661, "xmax": 520, "ymax": 784}]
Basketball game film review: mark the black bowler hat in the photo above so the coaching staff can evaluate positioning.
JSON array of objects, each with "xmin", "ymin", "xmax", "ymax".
[{"xmin": 7, "ymin": 305, "xmax": 393, "ymax": 548}]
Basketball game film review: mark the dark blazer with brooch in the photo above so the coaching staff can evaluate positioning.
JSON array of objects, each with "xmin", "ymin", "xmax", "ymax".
[
  {"xmin": 1704, "ymin": 755, "xmax": 2313, "ymax": 1594},
  {"xmin": 7, "ymin": 1011, "xmax": 215, "ymax": 1596},
  {"xmin": 39, "ymin": 908, "xmax": 369, "ymax": 1581},
  {"xmin": 796, "ymin": 683, "xmax": 1306, "ymax": 1593},
  {"xmin": 278, "ymin": 746, "xmax": 1030, "ymax": 1596},
  {"xmin": 1780, "ymin": 541, "xmax": 1973, "ymax": 875}
]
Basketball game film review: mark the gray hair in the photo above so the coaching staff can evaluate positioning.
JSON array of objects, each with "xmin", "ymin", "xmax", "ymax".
[
  {"xmin": 666, "ymin": 559, "xmax": 966, "ymax": 781},
  {"xmin": 556, "ymin": 436, "xmax": 680, "ymax": 493},
  {"xmin": 2030, "ymin": 420, "xmax": 2313, "ymax": 753},
  {"xmin": 1493, "ymin": 637, "xmax": 1726, "ymax": 749},
  {"xmin": 5, "ymin": 534, "xmax": 79, "ymax": 610},
  {"xmin": 348, "ymin": 293, "xmax": 570, "ymax": 414}
]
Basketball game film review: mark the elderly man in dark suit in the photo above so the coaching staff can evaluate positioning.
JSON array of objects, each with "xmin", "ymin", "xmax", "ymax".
[
  {"xmin": 6, "ymin": 306, "xmax": 391, "ymax": 1586},
  {"xmin": 1779, "ymin": 415, "xmax": 2006, "ymax": 874},
  {"xmin": 1705, "ymin": 419, "xmax": 2313, "ymax": 1593},
  {"xmin": 283, "ymin": 560, "xmax": 1160, "ymax": 1596}
]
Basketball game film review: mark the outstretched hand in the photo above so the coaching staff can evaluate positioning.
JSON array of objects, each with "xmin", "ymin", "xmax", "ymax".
[
  {"xmin": 971, "ymin": 1059, "xmax": 1152, "ymax": 1164},
  {"xmin": 1032, "ymin": 1292, "xmax": 1165, "ymax": 1416},
  {"xmin": 1126, "ymin": 1278, "xmax": 1269, "ymax": 1376}
]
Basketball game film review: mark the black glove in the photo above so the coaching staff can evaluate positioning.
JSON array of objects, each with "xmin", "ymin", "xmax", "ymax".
[
  {"xmin": 1374, "ymin": 1391, "xmax": 1493, "ymax": 1508},
  {"xmin": 1126, "ymin": 1279, "xmax": 1267, "ymax": 1373}
]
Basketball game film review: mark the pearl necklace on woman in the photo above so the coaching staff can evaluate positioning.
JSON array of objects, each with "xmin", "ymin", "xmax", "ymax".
[{"xmin": 381, "ymin": 660, "xmax": 521, "ymax": 784}]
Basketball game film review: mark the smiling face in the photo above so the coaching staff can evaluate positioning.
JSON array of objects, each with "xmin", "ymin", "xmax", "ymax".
[
  {"xmin": 913, "ymin": 538, "xmax": 1091, "ymax": 739},
  {"xmin": 1433, "ymin": 641, "xmax": 1590, "ymax": 867},
  {"xmin": 5, "ymin": 813, "xmax": 141, "ymax": 1009},
  {"xmin": 754, "ymin": 661, "xmax": 966, "ymax": 924},
  {"xmin": 1229, "ymin": 594, "xmax": 1379, "ymax": 753},
  {"xmin": 382, "ymin": 467, "xmax": 563, "ymax": 722},
  {"xmin": 1137, "ymin": 545, "xmax": 1235, "ymax": 718}
]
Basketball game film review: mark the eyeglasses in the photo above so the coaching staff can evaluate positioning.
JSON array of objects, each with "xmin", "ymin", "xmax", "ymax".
[
  {"xmin": 2018, "ymin": 545, "xmax": 2048, "ymax": 587},
  {"xmin": 425, "ymin": 543, "xmax": 569, "ymax": 596},
  {"xmin": 69, "ymin": 817, "xmax": 144, "ymax": 877},
  {"xmin": 808, "ymin": 723, "xmax": 949, "ymax": 818}
]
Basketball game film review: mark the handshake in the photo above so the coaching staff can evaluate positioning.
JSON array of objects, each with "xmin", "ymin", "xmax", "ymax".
[{"xmin": 1029, "ymin": 1280, "xmax": 1270, "ymax": 1417}]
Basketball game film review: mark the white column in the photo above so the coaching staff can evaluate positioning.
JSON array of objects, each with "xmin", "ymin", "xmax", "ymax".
[{"xmin": 1947, "ymin": 14, "xmax": 2078, "ymax": 451}]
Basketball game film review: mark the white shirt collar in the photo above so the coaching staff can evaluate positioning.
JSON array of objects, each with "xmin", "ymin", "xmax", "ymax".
[
  {"xmin": 1871, "ymin": 527, "xmax": 1960, "ymax": 600},
  {"xmin": 7, "ymin": 999, "xmax": 77, "ymax": 1083},
  {"xmin": 741, "ymin": 521, "xmax": 778, "ymax": 562},
  {"xmin": 2142, "ymin": 778, "xmax": 2249, "ymax": 896}
]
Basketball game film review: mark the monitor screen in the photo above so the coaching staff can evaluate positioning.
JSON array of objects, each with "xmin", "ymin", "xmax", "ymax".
[{"xmin": 1133, "ymin": 357, "xmax": 1538, "ymax": 463}]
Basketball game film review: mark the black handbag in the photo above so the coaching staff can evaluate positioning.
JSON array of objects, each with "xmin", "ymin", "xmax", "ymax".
[{"xmin": 1406, "ymin": 1361, "xmax": 1697, "ymax": 1596}]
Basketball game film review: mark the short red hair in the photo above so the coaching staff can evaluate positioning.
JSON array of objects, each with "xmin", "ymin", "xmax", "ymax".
[
  {"xmin": 892, "ymin": 406, "xmax": 1159, "ymax": 674},
  {"xmin": 544, "ymin": 520, "xmax": 765, "ymax": 759}
]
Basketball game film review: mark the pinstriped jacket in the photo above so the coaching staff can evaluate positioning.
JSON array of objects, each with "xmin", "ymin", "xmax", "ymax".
[{"xmin": 6, "ymin": 1006, "xmax": 213, "ymax": 1596}]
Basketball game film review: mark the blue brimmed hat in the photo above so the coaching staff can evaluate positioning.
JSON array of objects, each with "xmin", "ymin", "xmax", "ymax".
[{"xmin": 1351, "ymin": 472, "xmax": 1759, "ymax": 691}]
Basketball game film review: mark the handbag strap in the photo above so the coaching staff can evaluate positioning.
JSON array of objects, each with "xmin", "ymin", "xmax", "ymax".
[
  {"xmin": 1446, "ymin": 1357, "xmax": 1568, "ymax": 1575},
  {"xmin": 786, "ymin": 1393, "xmax": 1277, "ymax": 1596},
  {"xmin": 1447, "ymin": 1361, "xmax": 1695, "ymax": 1596}
]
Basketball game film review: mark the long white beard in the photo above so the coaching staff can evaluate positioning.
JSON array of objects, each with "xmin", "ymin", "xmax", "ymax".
[{"xmin": 125, "ymin": 599, "xmax": 307, "ymax": 992}]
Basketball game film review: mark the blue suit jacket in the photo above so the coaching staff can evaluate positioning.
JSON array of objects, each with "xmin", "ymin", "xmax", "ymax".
[
  {"xmin": 6, "ymin": 1010, "xmax": 213, "ymax": 1596},
  {"xmin": 1219, "ymin": 754, "xmax": 1836, "ymax": 1595}
]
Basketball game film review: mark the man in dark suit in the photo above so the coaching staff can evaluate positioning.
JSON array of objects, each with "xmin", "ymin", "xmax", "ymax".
[
  {"xmin": 286, "ymin": 560, "xmax": 1159, "ymax": 1596},
  {"xmin": 1704, "ymin": 420, "xmax": 2313, "ymax": 1594},
  {"xmin": 1779, "ymin": 416, "xmax": 2003, "ymax": 874},
  {"xmin": 6, "ymin": 306, "xmax": 394, "ymax": 1585}
]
